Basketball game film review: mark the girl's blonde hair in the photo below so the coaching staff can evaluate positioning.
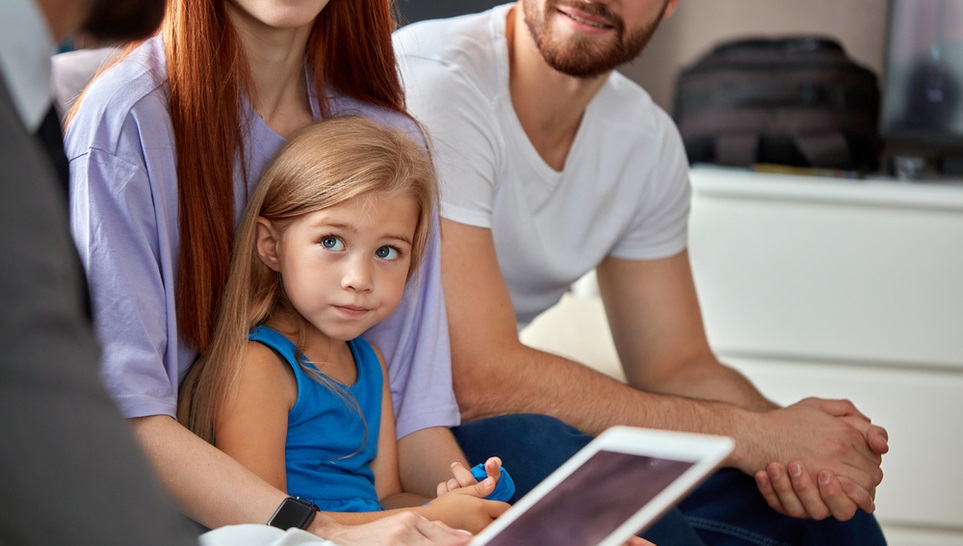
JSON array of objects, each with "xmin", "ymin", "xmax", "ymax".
[{"xmin": 177, "ymin": 115, "xmax": 436, "ymax": 444}]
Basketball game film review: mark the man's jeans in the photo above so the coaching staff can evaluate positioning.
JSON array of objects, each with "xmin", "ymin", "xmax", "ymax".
[{"xmin": 453, "ymin": 414, "xmax": 887, "ymax": 545}]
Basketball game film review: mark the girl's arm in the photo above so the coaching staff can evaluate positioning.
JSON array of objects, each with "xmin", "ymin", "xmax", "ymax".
[
  {"xmin": 372, "ymin": 346, "xmax": 431, "ymax": 508},
  {"xmin": 369, "ymin": 347, "xmax": 494, "ymax": 505},
  {"xmin": 213, "ymin": 341, "xmax": 296, "ymax": 491},
  {"xmin": 371, "ymin": 347, "xmax": 509, "ymax": 532},
  {"xmin": 397, "ymin": 427, "xmax": 472, "ymax": 498}
]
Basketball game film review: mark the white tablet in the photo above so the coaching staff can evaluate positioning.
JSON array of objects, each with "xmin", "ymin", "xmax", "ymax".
[{"xmin": 470, "ymin": 426, "xmax": 734, "ymax": 546}]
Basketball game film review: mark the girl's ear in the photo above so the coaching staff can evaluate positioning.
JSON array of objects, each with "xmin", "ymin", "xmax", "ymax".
[{"xmin": 255, "ymin": 217, "xmax": 281, "ymax": 272}]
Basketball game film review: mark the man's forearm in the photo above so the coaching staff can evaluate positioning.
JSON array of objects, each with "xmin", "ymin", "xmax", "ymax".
[
  {"xmin": 455, "ymin": 344, "xmax": 748, "ymax": 448},
  {"xmin": 628, "ymin": 354, "xmax": 778, "ymax": 412},
  {"xmin": 456, "ymin": 347, "xmax": 885, "ymax": 498}
]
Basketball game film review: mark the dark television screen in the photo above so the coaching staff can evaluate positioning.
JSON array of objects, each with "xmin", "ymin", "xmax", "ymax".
[{"xmin": 881, "ymin": 0, "xmax": 963, "ymax": 149}]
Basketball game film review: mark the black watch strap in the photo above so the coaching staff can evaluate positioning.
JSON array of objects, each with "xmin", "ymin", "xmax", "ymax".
[{"xmin": 268, "ymin": 497, "xmax": 319, "ymax": 530}]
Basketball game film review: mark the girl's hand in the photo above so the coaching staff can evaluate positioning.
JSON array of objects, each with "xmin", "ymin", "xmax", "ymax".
[
  {"xmin": 422, "ymin": 490, "xmax": 509, "ymax": 533},
  {"xmin": 436, "ymin": 457, "xmax": 502, "ymax": 498}
]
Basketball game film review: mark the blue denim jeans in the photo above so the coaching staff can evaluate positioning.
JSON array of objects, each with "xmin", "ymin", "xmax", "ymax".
[{"xmin": 452, "ymin": 414, "xmax": 887, "ymax": 546}]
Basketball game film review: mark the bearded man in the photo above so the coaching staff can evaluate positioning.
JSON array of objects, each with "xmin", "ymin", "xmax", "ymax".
[{"xmin": 393, "ymin": 2, "xmax": 889, "ymax": 544}]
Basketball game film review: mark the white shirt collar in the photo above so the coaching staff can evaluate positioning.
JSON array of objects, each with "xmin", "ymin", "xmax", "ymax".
[{"xmin": 0, "ymin": 0, "xmax": 54, "ymax": 132}]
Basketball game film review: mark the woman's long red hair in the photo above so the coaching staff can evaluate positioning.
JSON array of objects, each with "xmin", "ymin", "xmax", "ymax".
[{"xmin": 168, "ymin": 0, "xmax": 405, "ymax": 351}]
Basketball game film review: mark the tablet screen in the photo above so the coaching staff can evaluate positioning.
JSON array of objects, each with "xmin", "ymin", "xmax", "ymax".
[{"xmin": 483, "ymin": 450, "xmax": 694, "ymax": 546}]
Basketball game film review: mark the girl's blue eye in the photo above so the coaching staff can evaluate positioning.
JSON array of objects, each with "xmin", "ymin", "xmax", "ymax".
[
  {"xmin": 321, "ymin": 236, "xmax": 345, "ymax": 251},
  {"xmin": 375, "ymin": 246, "xmax": 399, "ymax": 260}
]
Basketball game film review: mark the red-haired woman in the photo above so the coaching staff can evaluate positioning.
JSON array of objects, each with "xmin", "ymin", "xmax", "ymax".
[{"xmin": 64, "ymin": 0, "xmax": 481, "ymax": 542}]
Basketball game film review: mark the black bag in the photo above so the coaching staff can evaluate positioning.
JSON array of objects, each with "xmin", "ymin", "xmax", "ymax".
[{"xmin": 673, "ymin": 36, "xmax": 881, "ymax": 172}]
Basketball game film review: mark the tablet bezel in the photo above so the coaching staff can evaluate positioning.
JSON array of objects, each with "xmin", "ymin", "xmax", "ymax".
[{"xmin": 469, "ymin": 426, "xmax": 735, "ymax": 546}]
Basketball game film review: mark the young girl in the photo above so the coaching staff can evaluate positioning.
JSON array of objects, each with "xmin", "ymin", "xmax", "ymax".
[
  {"xmin": 178, "ymin": 116, "xmax": 510, "ymax": 529},
  {"xmin": 65, "ymin": 0, "xmax": 480, "ymax": 539}
]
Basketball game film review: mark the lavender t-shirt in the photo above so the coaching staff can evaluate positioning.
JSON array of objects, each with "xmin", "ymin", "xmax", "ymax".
[{"xmin": 65, "ymin": 36, "xmax": 459, "ymax": 438}]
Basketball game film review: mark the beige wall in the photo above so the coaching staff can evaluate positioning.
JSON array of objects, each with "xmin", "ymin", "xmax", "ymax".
[{"xmin": 620, "ymin": 0, "xmax": 890, "ymax": 112}]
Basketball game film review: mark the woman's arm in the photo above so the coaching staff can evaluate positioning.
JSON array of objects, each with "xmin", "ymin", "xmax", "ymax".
[
  {"xmin": 133, "ymin": 414, "xmax": 476, "ymax": 545},
  {"xmin": 132, "ymin": 414, "xmax": 290, "ymax": 527}
]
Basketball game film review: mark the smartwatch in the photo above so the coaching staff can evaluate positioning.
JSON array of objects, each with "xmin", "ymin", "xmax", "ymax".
[{"xmin": 268, "ymin": 497, "xmax": 319, "ymax": 530}]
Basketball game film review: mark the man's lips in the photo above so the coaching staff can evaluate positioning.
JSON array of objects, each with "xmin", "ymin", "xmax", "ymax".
[{"xmin": 556, "ymin": 6, "xmax": 616, "ymax": 30}]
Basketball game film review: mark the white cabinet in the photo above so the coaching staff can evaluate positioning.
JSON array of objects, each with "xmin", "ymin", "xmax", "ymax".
[
  {"xmin": 520, "ymin": 164, "xmax": 963, "ymax": 544},
  {"xmin": 687, "ymin": 165, "xmax": 963, "ymax": 544}
]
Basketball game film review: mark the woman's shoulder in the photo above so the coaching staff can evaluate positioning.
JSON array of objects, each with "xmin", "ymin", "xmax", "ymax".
[{"xmin": 65, "ymin": 36, "xmax": 172, "ymax": 159}]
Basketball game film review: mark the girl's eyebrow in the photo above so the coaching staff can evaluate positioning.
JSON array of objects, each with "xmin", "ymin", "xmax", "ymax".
[
  {"xmin": 310, "ymin": 219, "xmax": 413, "ymax": 245},
  {"xmin": 309, "ymin": 220, "xmax": 356, "ymax": 233},
  {"xmin": 382, "ymin": 233, "xmax": 414, "ymax": 245}
]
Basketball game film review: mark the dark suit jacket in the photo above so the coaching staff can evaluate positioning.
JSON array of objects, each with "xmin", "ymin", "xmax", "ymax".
[{"xmin": 0, "ymin": 73, "xmax": 197, "ymax": 545}]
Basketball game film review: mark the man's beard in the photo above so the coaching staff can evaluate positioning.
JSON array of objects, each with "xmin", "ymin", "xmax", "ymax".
[
  {"xmin": 80, "ymin": 0, "xmax": 168, "ymax": 43},
  {"xmin": 522, "ymin": 0, "xmax": 668, "ymax": 79}
]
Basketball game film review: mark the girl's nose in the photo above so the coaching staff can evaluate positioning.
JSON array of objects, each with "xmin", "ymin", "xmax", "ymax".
[{"xmin": 341, "ymin": 255, "xmax": 374, "ymax": 292}]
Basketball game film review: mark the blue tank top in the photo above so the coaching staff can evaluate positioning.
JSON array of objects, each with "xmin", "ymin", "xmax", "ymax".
[{"xmin": 249, "ymin": 326, "xmax": 384, "ymax": 512}]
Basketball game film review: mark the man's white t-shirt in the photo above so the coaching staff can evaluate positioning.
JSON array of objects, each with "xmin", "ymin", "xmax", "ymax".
[{"xmin": 394, "ymin": 3, "xmax": 691, "ymax": 328}]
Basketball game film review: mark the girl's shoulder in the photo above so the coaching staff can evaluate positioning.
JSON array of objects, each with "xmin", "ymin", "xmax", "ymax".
[
  {"xmin": 241, "ymin": 336, "xmax": 299, "ymax": 394},
  {"xmin": 226, "ymin": 338, "xmax": 299, "ymax": 416},
  {"xmin": 65, "ymin": 36, "xmax": 172, "ymax": 159},
  {"xmin": 242, "ymin": 337, "xmax": 294, "ymax": 371},
  {"xmin": 248, "ymin": 326, "xmax": 297, "ymax": 364}
]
